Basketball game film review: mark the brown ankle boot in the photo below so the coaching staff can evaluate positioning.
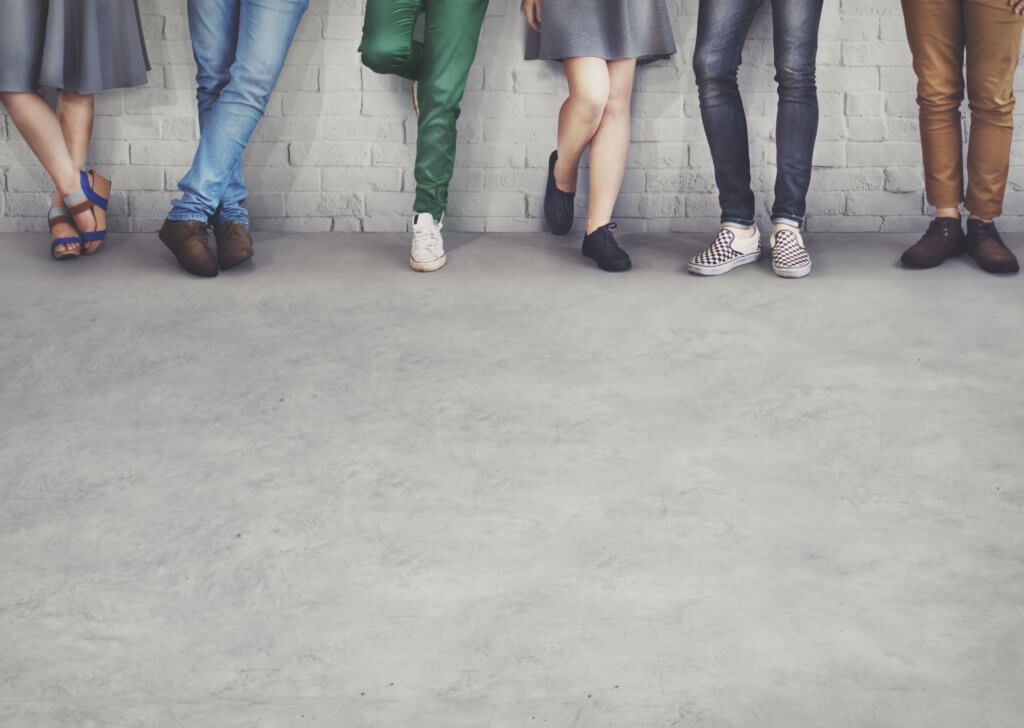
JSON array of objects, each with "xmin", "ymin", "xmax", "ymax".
[
  {"xmin": 215, "ymin": 221, "xmax": 254, "ymax": 270},
  {"xmin": 965, "ymin": 219, "xmax": 1019, "ymax": 274},
  {"xmin": 159, "ymin": 219, "xmax": 218, "ymax": 278},
  {"xmin": 900, "ymin": 218, "xmax": 964, "ymax": 268}
]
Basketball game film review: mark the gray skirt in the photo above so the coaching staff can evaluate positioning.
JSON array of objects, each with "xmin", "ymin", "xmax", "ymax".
[
  {"xmin": 526, "ymin": 0, "xmax": 677, "ymax": 64},
  {"xmin": 0, "ymin": 0, "xmax": 150, "ymax": 93}
]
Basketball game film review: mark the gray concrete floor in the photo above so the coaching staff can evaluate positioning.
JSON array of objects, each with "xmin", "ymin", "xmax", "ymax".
[{"xmin": 1, "ymin": 231, "xmax": 1023, "ymax": 728}]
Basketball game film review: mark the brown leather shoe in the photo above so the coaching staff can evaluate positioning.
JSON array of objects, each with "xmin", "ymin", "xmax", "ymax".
[
  {"xmin": 900, "ymin": 217, "xmax": 965, "ymax": 268},
  {"xmin": 965, "ymin": 219, "xmax": 1019, "ymax": 274},
  {"xmin": 215, "ymin": 221, "xmax": 255, "ymax": 270},
  {"xmin": 159, "ymin": 219, "xmax": 218, "ymax": 277}
]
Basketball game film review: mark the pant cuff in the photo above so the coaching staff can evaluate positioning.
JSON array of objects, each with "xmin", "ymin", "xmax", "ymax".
[
  {"xmin": 166, "ymin": 211, "xmax": 211, "ymax": 223},
  {"xmin": 964, "ymin": 201, "xmax": 1001, "ymax": 220},
  {"xmin": 771, "ymin": 215, "xmax": 803, "ymax": 228},
  {"xmin": 721, "ymin": 216, "xmax": 756, "ymax": 228}
]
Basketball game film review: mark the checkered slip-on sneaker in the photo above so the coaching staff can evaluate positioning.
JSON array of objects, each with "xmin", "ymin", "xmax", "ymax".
[
  {"xmin": 770, "ymin": 227, "xmax": 812, "ymax": 278},
  {"xmin": 687, "ymin": 227, "xmax": 762, "ymax": 276}
]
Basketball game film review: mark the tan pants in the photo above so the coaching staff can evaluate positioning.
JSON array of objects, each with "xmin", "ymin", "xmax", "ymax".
[{"xmin": 902, "ymin": 0, "xmax": 1024, "ymax": 220}]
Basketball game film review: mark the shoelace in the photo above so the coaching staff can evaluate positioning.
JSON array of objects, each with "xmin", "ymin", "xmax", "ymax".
[
  {"xmin": 927, "ymin": 219, "xmax": 957, "ymax": 240},
  {"xmin": 973, "ymin": 221, "xmax": 996, "ymax": 238},
  {"xmin": 416, "ymin": 221, "xmax": 442, "ymax": 253}
]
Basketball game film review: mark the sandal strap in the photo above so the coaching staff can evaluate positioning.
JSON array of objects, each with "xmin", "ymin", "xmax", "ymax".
[
  {"xmin": 80, "ymin": 170, "xmax": 109, "ymax": 209},
  {"xmin": 62, "ymin": 170, "xmax": 109, "ymax": 214},
  {"xmin": 48, "ymin": 204, "xmax": 71, "ymax": 220},
  {"xmin": 82, "ymin": 230, "xmax": 105, "ymax": 242},
  {"xmin": 48, "ymin": 205, "xmax": 74, "ymax": 230},
  {"xmin": 64, "ymin": 189, "xmax": 89, "ymax": 213},
  {"xmin": 47, "ymin": 204, "xmax": 72, "ymax": 227}
]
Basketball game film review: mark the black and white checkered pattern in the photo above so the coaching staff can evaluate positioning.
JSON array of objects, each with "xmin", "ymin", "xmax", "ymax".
[
  {"xmin": 771, "ymin": 229, "xmax": 811, "ymax": 277},
  {"xmin": 691, "ymin": 228, "xmax": 745, "ymax": 266}
]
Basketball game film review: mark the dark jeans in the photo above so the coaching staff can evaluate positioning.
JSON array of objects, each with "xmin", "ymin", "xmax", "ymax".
[{"xmin": 693, "ymin": 0, "xmax": 824, "ymax": 227}]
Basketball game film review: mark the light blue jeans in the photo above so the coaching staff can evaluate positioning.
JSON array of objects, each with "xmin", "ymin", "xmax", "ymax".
[{"xmin": 169, "ymin": 0, "xmax": 309, "ymax": 227}]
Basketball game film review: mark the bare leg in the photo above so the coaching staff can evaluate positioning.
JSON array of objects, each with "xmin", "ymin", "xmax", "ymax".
[
  {"xmin": 0, "ymin": 92, "xmax": 95, "ymax": 255},
  {"xmin": 585, "ymin": 58, "xmax": 636, "ymax": 234},
  {"xmin": 555, "ymin": 57, "xmax": 611, "ymax": 194},
  {"xmin": 57, "ymin": 91, "xmax": 99, "ymax": 250}
]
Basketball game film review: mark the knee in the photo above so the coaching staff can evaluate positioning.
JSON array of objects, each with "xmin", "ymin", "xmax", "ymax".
[
  {"xmin": 775, "ymin": 63, "xmax": 817, "ymax": 100},
  {"xmin": 693, "ymin": 47, "xmax": 738, "ymax": 103},
  {"xmin": 602, "ymin": 92, "xmax": 631, "ymax": 120},
  {"xmin": 196, "ymin": 70, "xmax": 230, "ymax": 105},
  {"xmin": 360, "ymin": 38, "xmax": 409, "ymax": 75},
  {"xmin": 568, "ymin": 85, "xmax": 610, "ymax": 122},
  {"xmin": 693, "ymin": 43, "xmax": 736, "ymax": 83},
  {"xmin": 221, "ymin": 58, "xmax": 279, "ymax": 112},
  {"xmin": 968, "ymin": 88, "xmax": 1016, "ymax": 119},
  {"xmin": 917, "ymin": 80, "xmax": 964, "ymax": 114}
]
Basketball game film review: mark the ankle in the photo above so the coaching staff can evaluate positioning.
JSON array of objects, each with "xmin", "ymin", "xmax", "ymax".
[
  {"xmin": 56, "ymin": 173, "xmax": 81, "ymax": 199},
  {"xmin": 554, "ymin": 159, "xmax": 577, "ymax": 193},
  {"xmin": 586, "ymin": 220, "xmax": 610, "ymax": 235},
  {"xmin": 724, "ymin": 224, "xmax": 756, "ymax": 239}
]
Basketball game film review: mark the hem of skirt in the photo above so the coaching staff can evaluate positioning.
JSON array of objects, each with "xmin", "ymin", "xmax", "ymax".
[
  {"xmin": 526, "ymin": 48, "xmax": 677, "ymax": 65},
  {"xmin": 42, "ymin": 77, "xmax": 150, "ymax": 95},
  {"xmin": 10, "ymin": 68, "xmax": 151, "ymax": 96}
]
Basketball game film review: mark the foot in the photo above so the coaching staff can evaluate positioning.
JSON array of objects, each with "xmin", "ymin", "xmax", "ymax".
[
  {"xmin": 215, "ymin": 221, "xmax": 255, "ymax": 270},
  {"xmin": 159, "ymin": 219, "xmax": 218, "ymax": 278},
  {"xmin": 965, "ymin": 219, "xmax": 1019, "ymax": 274},
  {"xmin": 770, "ymin": 225, "xmax": 812, "ymax": 278},
  {"xmin": 48, "ymin": 204, "xmax": 81, "ymax": 259},
  {"xmin": 544, "ymin": 150, "xmax": 576, "ymax": 236},
  {"xmin": 410, "ymin": 213, "xmax": 446, "ymax": 272},
  {"xmin": 687, "ymin": 226, "xmax": 761, "ymax": 276},
  {"xmin": 582, "ymin": 223, "xmax": 631, "ymax": 272},
  {"xmin": 61, "ymin": 172, "xmax": 99, "ymax": 252},
  {"xmin": 900, "ymin": 217, "xmax": 965, "ymax": 269}
]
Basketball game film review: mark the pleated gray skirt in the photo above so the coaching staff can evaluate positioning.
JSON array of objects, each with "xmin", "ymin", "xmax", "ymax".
[
  {"xmin": 0, "ymin": 0, "xmax": 150, "ymax": 93},
  {"xmin": 526, "ymin": 0, "xmax": 677, "ymax": 64}
]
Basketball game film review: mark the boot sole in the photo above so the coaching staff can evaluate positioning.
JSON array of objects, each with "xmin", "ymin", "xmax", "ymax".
[
  {"xmin": 583, "ymin": 253, "xmax": 631, "ymax": 272},
  {"xmin": 219, "ymin": 248, "xmax": 255, "ymax": 271},
  {"xmin": 901, "ymin": 250, "xmax": 964, "ymax": 269},
  {"xmin": 687, "ymin": 251, "xmax": 761, "ymax": 276}
]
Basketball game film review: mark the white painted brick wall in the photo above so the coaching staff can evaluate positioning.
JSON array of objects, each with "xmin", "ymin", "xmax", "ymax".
[{"xmin": 4, "ymin": 0, "xmax": 1024, "ymax": 234}]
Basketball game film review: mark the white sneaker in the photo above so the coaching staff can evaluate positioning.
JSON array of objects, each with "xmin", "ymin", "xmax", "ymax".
[
  {"xmin": 410, "ymin": 212, "xmax": 446, "ymax": 272},
  {"xmin": 687, "ymin": 226, "xmax": 762, "ymax": 276},
  {"xmin": 770, "ymin": 226, "xmax": 812, "ymax": 278}
]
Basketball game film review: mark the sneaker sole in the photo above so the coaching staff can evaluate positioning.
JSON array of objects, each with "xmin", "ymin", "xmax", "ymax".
[
  {"xmin": 410, "ymin": 254, "xmax": 447, "ymax": 272},
  {"xmin": 772, "ymin": 260, "xmax": 812, "ymax": 278},
  {"xmin": 687, "ymin": 251, "xmax": 761, "ymax": 276},
  {"xmin": 582, "ymin": 252, "xmax": 631, "ymax": 272}
]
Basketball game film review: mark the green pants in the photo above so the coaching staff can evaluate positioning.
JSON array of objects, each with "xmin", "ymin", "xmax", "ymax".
[{"xmin": 360, "ymin": 0, "xmax": 489, "ymax": 218}]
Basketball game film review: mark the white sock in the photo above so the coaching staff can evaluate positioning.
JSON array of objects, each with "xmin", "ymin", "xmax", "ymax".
[{"xmin": 723, "ymin": 224, "xmax": 759, "ymax": 253}]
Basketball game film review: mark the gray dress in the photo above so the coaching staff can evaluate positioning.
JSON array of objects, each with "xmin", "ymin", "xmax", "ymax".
[
  {"xmin": 0, "ymin": 0, "xmax": 150, "ymax": 93},
  {"xmin": 526, "ymin": 0, "xmax": 677, "ymax": 64}
]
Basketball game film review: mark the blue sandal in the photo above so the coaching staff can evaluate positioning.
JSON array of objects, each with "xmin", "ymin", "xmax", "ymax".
[
  {"xmin": 64, "ymin": 169, "xmax": 111, "ymax": 255},
  {"xmin": 48, "ymin": 205, "xmax": 81, "ymax": 260}
]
